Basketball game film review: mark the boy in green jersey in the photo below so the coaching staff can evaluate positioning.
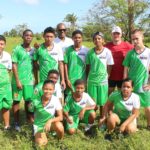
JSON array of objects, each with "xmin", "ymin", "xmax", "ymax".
[
  {"xmin": 33, "ymin": 69, "xmax": 63, "ymax": 104},
  {"xmin": 99, "ymin": 79, "xmax": 140, "ymax": 134},
  {"xmin": 29, "ymin": 80, "xmax": 64, "ymax": 147},
  {"xmin": 123, "ymin": 29, "xmax": 150, "ymax": 129},
  {"xmin": 33, "ymin": 27, "xmax": 65, "ymax": 89},
  {"xmin": 64, "ymin": 30, "xmax": 88, "ymax": 96},
  {"xmin": 86, "ymin": 32, "xmax": 114, "ymax": 119},
  {"xmin": 63, "ymin": 79, "xmax": 96, "ymax": 135},
  {"xmin": 0, "ymin": 35, "xmax": 12, "ymax": 130},
  {"xmin": 12, "ymin": 29, "xmax": 34, "ymax": 131}
]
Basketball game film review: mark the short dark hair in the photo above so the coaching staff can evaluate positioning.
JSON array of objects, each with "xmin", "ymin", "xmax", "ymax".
[
  {"xmin": 72, "ymin": 30, "xmax": 83, "ymax": 37},
  {"xmin": 0, "ymin": 35, "xmax": 6, "ymax": 43},
  {"xmin": 74, "ymin": 79, "xmax": 85, "ymax": 87},
  {"xmin": 44, "ymin": 27, "xmax": 55, "ymax": 35},
  {"xmin": 43, "ymin": 79, "xmax": 55, "ymax": 88},
  {"xmin": 92, "ymin": 32, "xmax": 104, "ymax": 40},
  {"xmin": 122, "ymin": 78, "xmax": 134, "ymax": 87},
  {"xmin": 23, "ymin": 29, "xmax": 33, "ymax": 36},
  {"xmin": 48, "ymin": 69, "xmax": 59, "ymax": 77},
  {"xmin": 131, "ymin": 29, "xmax": 143, "ymax": 35}
]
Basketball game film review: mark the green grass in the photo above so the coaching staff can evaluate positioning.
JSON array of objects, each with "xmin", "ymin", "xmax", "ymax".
[{"xmin": 1, "ymin": 37, "xmax": 150, "ymax": 149}]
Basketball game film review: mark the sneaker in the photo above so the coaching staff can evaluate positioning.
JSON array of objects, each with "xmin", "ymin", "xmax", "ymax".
[
  {"xmin": 14, "ymin": 123, "xmax": 21, "ymax": 132},
  {"xmin": 4, "ymin": 126, "xmax": 11, "ymax": 131},
  {"xmin": 84, "ymin": 124, "xmax": 93, "ymax": 131},
  {"xmin": 104, "ymin": 133, "xmax": 112, "ymax": 141}
]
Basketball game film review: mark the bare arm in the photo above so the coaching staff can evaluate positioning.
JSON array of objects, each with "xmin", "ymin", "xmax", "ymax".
[
  {"xmin": 12, "ymin": 63, "xmax": 22, "ymax": 89},
  {"xmin": 107, "ymin": 65, "xmax": 113, "ymax": 78},
  {"xmin": 123, "ymin": 67, "xmax": 129, "ymax": 79},
  {"xmin": 86, "ymin": 64, "xmax": 90, "ymax": 80},
  {"xmin": 33, "ymin": 60, "xmax": 39, "ymax": 85},
  {"xmin": 59, "ymin": 61, "xmax": 66, "ymax": 89}
]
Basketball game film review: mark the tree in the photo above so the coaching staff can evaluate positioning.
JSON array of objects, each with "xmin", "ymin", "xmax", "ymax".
[
  {"xmin": 15, "ymin": 23, "xmax": 28, "ymax": 36},
  {"xmin": 85, "ymin": 0, "xmax": 150, "ymax": 41},
  {"xmin": 64, "ymin": 13, "xmax": 78, "ymax": 31}
]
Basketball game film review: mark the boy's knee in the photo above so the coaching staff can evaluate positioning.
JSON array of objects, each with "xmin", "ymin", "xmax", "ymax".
[{"xmin": 68, "ymin": 128, "xmax": 76, "ymax": 135}]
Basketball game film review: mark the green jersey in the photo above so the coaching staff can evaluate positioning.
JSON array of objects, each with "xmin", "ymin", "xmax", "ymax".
[
  {"xmin": 11, "ymin": 45, "xmax": 34, "ymax": 85},
  {"xmin": 86, "ymin": 47, "xmax": 114, "ymax": 86},
  {"xmin": 64, "ymin": 92, "xmax": 95, "ymax": 116},
  {"xmin": 29, "ymin": 95, "xmax": 62, "ymax": 133},
  {"xmin": 123, "ymin": 48, "xmax": 150, "ymax": 106},
  {"xmin": 0, "ymin": 51, "xmax": 12, "ymax": 85},
  {"xmin": 33, "ymin": 43, "xmax": 63, "ymax": 82},
  {"xmin": 64, "ymin": 45, "xmax": 88, "ymax": 86},
  {"xmin": 109, "ymin": 91, "xmax": 140, "ymax": 120}
]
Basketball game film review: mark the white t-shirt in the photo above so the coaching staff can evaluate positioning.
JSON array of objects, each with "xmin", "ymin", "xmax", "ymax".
[
  {"xmin": 0, "ymin": 51, "xmax": 12, "ymax": 70},
  {"xmin": 48, "ymin": 43, "xmax": 64, "ymax": 62},
  {"xmin": 96, "ymin": 47, "xmax": 114, "ymax": 67},
  {"xmin": 54, "ymin": 82, "xmax": 62, "ymax": 99},
  {"xmin": 54, "ymin": 37, "xmax": 73, "ymax": 52}
]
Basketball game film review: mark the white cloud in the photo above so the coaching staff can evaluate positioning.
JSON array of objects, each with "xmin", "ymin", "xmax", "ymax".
[
  {"xmin": 14, "ymin": 0, "xmax": 39, "ymax": 5},
  {"xmin": 58, "ymin": 0, "xmax": 70, "ymax": 4}
]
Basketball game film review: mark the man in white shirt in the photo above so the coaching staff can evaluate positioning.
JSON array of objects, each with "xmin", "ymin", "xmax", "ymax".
[{"xmin": 54, "ymin": 23, "xmax": 73, "ymax": 53}]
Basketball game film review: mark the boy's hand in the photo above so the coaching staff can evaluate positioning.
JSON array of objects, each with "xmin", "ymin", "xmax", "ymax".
[
  {"xmin": 79, "ymin": 109, "xmax": 85, "ymax": 120},
  {"xmin": 44, "ymin": 120, "xmax": 52, "ymax": 132},
  {"xmin": 143, "ymin": 84, "xmax": 150, "ymax": 91},
  {"xmin": 98, "ymin": 117, "xmax": 106, "ymax": 126},
  {"xmin": 61, "ymin": 80, "xmax": 66, "ymax": 90},
  {"xmin": 66, "ymin": 117, "xmax": 73, "ymax": 124},
  {"xmin": 66, "ymin": 80, "xmax": 72, "ymax": 89},
  {"xmin": 119, "ymin": 124, "xmax": 126, "ymax": 133},
  {"xmin": 16, "ymin": 80, "xmax": 22, "ymax": 90}
]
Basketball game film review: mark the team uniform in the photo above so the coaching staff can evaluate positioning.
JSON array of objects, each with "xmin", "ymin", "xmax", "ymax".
[
  {"xmin": 32, "ymin": 82, "xmax": 62, "ymax": 100},
  {"xmin": 33, "ymin": 43, "xmax": 64, "ymax": 82},
  {"xmin": 109, "ymin": 91, "xmax": 140, "ymax": 123},
  {"xmin": 105, "ymin": 42, "xmax": 133, "ymax": 88},
  {"xmin": 86, "ymin": 47, "xmax": 114, "ymax": 106},
  {"xmin": 11, "ymin": 45, "xmax": 34, "ymax": 102},
  {"xmin": 0, "ymin": 51, "xmax": 12, "ymax": 109},
  {"xmin": 123, "ymin": 47, "xmax": 150, "ymax": 107},
  {"xmin": 29, "ymin": 95, "xmax": 62, "ymax": 134},
  {"xmin": 64, "ymin": 45, "xmax": 88, "ymax": 94},
  {"xmin": 63, "ymin": 92, "xmax": 95, "ymax": 130},
  {"xmin": 54, "ymin": 37, "xmax": 73, "ymax": 53}
]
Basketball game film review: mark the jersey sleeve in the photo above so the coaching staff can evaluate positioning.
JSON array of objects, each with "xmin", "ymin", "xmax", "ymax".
[
  {"xmin": 56, "ymin": 84, "xmax": 62, "ymax": 99},
  {"xmin": 58, "ymin": 46, "xmax": 64, "ymax": 61},
  {"xmin": 63, "ymin": 101, "xmax": 71, "ymax": 112},
  {"xmin": 11, "ymin": 48, "xmax": 18, "ymax": 63},
  {"xmin": 55, "ymin": 98, "xmax": 62, "ymax": 110},
  {"xmin": 122, "ymin": 51, "xmax": 131, "ymax": 67},
  {"xmin": 85, "ymin": 93, "xmax": 95, "ymax": 106},
  {"xmin": 7, "ymin": 54, "xmax": 12, "ymax": 70},
  {"xmin": 133, "ymin": 94, "xmax": 140, "ymax": 109},
  {"xmin": 33, "ymin": 49, "xmax": 39, "ymax": 61},
  {"xmin": 106, "ymin": 49, "xmax": 114, "ymax": 65},
  {"xmin": 85, "ymin": 51, "xmax": 90, "ymax": 65}
]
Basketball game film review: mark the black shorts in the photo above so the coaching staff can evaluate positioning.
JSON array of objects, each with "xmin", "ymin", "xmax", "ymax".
[{"xmin": 108, "ymin": 80, "xmax": 123, "ymax": 88}]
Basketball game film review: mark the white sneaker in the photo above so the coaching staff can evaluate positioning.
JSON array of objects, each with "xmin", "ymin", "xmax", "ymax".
[{"xmin": 85, "ymin": 124, "xmax": 93, "ymax": 131}]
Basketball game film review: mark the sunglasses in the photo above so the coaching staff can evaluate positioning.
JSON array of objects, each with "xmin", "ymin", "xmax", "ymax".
[{"xmin": 58, "ymin": 29, "xmax": 66, "ymax": 32}]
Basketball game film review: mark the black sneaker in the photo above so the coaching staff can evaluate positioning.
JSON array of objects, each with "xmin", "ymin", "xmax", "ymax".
[
  {"xmin": 104, "ymin": 133, "xmax": 112, "ymax": 141},
  {"xmin": 84, "ymin": 126, "xmax": 97, "ymax": 138}
]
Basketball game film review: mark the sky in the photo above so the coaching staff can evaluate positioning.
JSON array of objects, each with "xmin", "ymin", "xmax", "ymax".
[{"xmin": 0, "ymin": 0, "xmax": 96, "ymax": 34}]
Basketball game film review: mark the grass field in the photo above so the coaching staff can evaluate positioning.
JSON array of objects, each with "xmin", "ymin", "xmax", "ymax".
[{"xmin": 1, "ymin": 37, "xmax": 150, "ymax": 150}]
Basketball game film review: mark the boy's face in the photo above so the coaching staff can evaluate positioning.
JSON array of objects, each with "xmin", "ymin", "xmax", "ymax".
[
  {"xmin": 43, "ymin": 32, "xmax": 55, "ymax": 44},
  {"xmin": 42, "ymin": 83, "xmax": 54, "ymax": 99},
  {"xmin": 0, "ymin": 40, "xmax": 6, "ymax": 53},
  {"xmin": 48, "ymin": 73, "xmax": 58, "ymax": 84},
  {"xmin": 121, "ymin": 81, "xmax": 133, "ymax": 97},
  {"xmin": 112, "ymin": 32, "xmax": 122, "ymax": 43},
  {"xmin": 93, "ymin": 35, "xmax": 104, "ymax": 46},
  {"xmin": 131, "ymin": 32, "xmax": 144, "ymax": 48},
  {"xmin": 75, "ymin": 84, "xmax": 85, "ymax": 95},
  {"xmin": 23, "ymin": 31, "xmax": 33, "ymax": 44},
  {"xmin": 72, "ymin": 34, "xmax": 82, "ymax": 46}
]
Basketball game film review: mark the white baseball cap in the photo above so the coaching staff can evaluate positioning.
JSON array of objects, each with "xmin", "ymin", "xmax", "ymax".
[{"xmin": 112, "ymin": 26, "xmax": 122, "ymax": 34}]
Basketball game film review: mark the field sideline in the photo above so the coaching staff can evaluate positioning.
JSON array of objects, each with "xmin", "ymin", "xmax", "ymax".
[{"xmin": 1, "ymin": 37, "xmax": 150, "ymax": 150}]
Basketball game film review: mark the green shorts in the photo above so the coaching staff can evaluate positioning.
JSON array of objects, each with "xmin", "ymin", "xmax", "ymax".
[
  {"xmin": 0, "ymin": 83, "xmax": 12, "ymax": 109},
  {"xmin": 12, "ymin": 84, "xmax": 33, "ymax": 102},
  {"xmin": 65, "ymin": 110, "xmax": 94, "ymax": 130},
  {"xmin": 87, "ymin": 83, "xmax": 108, "ymax": 106},
  {"xmin": 136, "ymin": 91, "xmax": 150, "ymax": 107}
]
